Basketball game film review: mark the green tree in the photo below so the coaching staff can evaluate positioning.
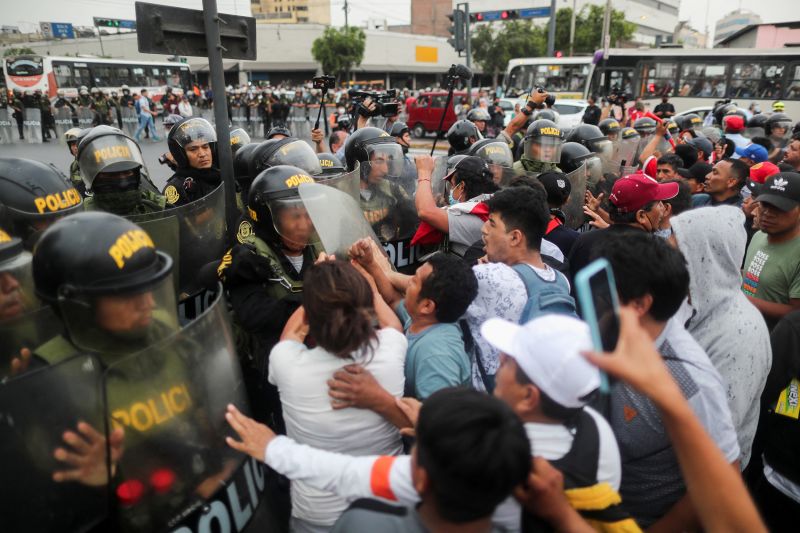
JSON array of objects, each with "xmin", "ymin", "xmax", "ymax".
[
  {"xmin": 3, "ymin": 47, "xmax": 36, "ymax": 57},
  {"xmin": 311, "ymin": 26, "xmax": 366, "ymax": 84},
  {"xmin": 472, "ymin": 21, "xmax": 546, "ymax": 87},
  {"xmin": 554, "ymin": 6, "xmax": 636, "ymax": 55}
]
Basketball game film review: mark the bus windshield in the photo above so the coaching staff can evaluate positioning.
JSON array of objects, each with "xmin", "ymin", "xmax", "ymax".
[
  {"xmin": 505, "ymin": 63, "xmax": 589, "ymax": 97},
  {"xmin": 5, "ymin": 57, "xmax": 43, "ymax": 77}
]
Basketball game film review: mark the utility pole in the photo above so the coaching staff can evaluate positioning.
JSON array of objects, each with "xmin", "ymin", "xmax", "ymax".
[
  {"xmin": 344, "ymin": 0, "xmax": 349, "ymax": 28},
  {"xmin": 547, "ymin": 0, "xmax": 557, "ymax": 56},
  {"xmin": 601, "ymin": 0, "xmax": 612, "ymax": 58},
  {"xmin": 569, "ymin": 0, "xmax": 577, "ymax": 57}
]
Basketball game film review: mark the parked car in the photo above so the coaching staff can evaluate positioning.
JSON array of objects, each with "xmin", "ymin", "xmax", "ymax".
[
  {"xmin": 551, "ymin": 100, "xmax": 589, "ymax": 129},
  {"xmin": 407, "ymin": 91, "xmax": 468, "ymax": 138}
]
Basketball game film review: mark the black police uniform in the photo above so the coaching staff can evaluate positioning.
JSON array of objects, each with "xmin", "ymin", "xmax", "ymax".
[{"xmin": 162, "ymin": 118, "xmax": 221, "ymax": 207}]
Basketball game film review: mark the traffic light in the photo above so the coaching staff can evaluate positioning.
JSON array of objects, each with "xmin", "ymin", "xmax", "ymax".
[
  {"xmin": 447, "ymin": 9, "xmax": 466, "ymax": 53},
  {"xmin": 501, "ymin": 10, "xmax": 519, "ymax": 20},
  {"xmin": 94, "ymin": 18, "xmax": 121, "ymax": 28}
]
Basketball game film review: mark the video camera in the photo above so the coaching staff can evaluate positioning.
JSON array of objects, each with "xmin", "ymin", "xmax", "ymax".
[
  {"xmin": 312, "ymin": 75, "xmax": 335, "ymax": 91},
  {"xmin": 606, "ymin": 88, "xmax": 628, "ymax": 107},
  {"xmin": 532, "ymin": 86, "xmax": 556, "ymax": 107},
  {"xmin": 349, "ymin": 88, "xmax": 400, "ymax": 118}
]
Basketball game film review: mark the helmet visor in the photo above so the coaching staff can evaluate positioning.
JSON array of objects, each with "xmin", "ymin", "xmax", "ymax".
[
  {"xmin": 58, "ymin": 273, "xmax": 179, "ymax": 357},
  {"xmin": 473, "ymin": 141, "xmax": 513, "ymax": 168},
  {"xmin": 170, "ymin": 118, "xmax": 217, "ymax": 148},
  {"xmin": 745, "ymin": 126, "xmax": 765, "ymax": 139},
  {"xmin": 690, "ymin": 117, "xmax": 703, "ymax": 133},
  {"xmin": 770, "ymin": 120, "xmax": 792, "ymax": 139},
  {"xmin": 615, "ymin": 136, "xmax": 640, "ymax": 168},
  {"xmin": 523, "ymin": 136, "xmax": 563, "ymax": 164},
  {"xmin": 0, "ymin": 250, "xmax": 39, "ymax": 322},
  {"xmin": 585, "ymin": 155, "xmax": 604, "ymax": 190},
  {"xmin": 267, "ymin": 139, "xmax": 322, "ymax": 175},
  {"xmin": 267, "ymin": 197, "xmax": 320, "ymax": 252},
  {"xmin": 363, "ymin": 143, "xmax": 405, "ymax": 182},
  {"xmin": 79, "ymin": 135, "xmax": 145, "ymax": 190}
]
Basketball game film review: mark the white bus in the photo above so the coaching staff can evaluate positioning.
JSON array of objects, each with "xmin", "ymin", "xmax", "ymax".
[
  {"xmin": 504, "ymin": 48, "xmax": 800, "ymax": 117},
  {"xmin": 3, "ymin": 55, "xmax": 192, "ymax": 101}
]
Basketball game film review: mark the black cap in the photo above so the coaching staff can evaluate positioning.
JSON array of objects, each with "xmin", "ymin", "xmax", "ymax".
[
  {"xmin": 755, "ymin": 172, "xmax": 800, "ymax": 212},
  {"xmin": 537, "ymin": 171, "xmax": 571, "ymax": 207},
  {"xmin": 443, "ymin": 156, "xmax": 492, "ymax": 182},
  {"xmin": 687, "ymin": 162, "xmax": 712, "ymax": 184}
]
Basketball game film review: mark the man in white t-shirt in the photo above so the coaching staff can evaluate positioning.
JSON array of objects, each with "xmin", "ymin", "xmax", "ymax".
[{"xmin": 596, "ymin": 231, "xmax": 741, "ymax": 529}]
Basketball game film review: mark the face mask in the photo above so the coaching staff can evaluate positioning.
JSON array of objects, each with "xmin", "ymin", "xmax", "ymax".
[
  {"xmin": 448, "ymin": 186, "xmax": 459, "ymax": 206},
  {"xmin": 94, "ymin": 189, "xmax": 142, "ymax": 215}
]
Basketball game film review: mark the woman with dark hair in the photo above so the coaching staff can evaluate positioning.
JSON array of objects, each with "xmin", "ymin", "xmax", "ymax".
[{"xmin": 268, "ymin": 259, "xmax": 406, "ymax": 532}]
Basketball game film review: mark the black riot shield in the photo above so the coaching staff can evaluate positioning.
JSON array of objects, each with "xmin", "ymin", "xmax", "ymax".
[
  {"xmin": 120, "ymin": 106, "xmax": 138, "ymax": 138},
  {"xmin": 54, "ymin": 107, "xmax": 73, "ymax": 142},
  {"xmin": 104, "ymin": 287, "xmax": 255, "ymax": 533},
  {"xmin": 77, "ymin": 107, "xmax": 94, "ymax": 130},
  {"xmin": 299, "ymin": 179, "xmax": 383, "ymax": 259},
  {"xmin": 128, "ymin": 184, "xmax": 226, "ymax": 299},
  {"xmin": 0, "ymin": 354, "xmax": 109, "ymax": 532},
  {"xmin": 0, "ymin": 107, "xmax": 14, "ymax": 144},
  {"xmin": 23, "ymin": 107, "xmax": 42, "ymax": 144}
]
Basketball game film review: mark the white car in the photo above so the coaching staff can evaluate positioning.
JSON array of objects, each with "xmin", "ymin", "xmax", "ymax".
[
  {"xmin": 674, "ymin": 106, "xmax": 713, "ymax": 120},
  {"xmin": 551, "ymin": 100, "xmax": 589, "ymax": 129}
]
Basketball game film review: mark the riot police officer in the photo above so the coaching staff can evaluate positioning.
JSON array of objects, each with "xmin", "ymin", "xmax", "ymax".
[
  {"xmin": 446, "ymin": 119, "xmax": 481, "ymax": 156},
  {"xmin": 566, "ymin": 124, "xmax": 615, "ymax": 174},
  {"xmin": 91, "ymin": 89, "xmax": 112, "ymax": 125},
  {"xmin": 344, "ymin": 126, "xmax": 415, "ymax": 241},
  {"xmin": 389, "ymin": 121, "xmax": 417, "ymax": 192},
  {"xmin": 64, "ymin": 128, "xmax": 87, "ymax": 196},
  {"xmin": 598, "ymin": 117, "xmax": 621, "ymax": 143},
  {"xmin": 37, "ymin": 90, "xmax": 54, "ymax": 141},
  {"xmin": 218, "ymin": 164, "xmax": 321, "ymax": 425},
  {"xmin": 316, "ymin": 152, "xmax": 346, "ymax": 177},
  {"xmin": 766, "ymin": 112, "xmax": 793, "ymax": 149},
  {"xmin": 0, "ymin": 158, "xmax": 83, "ymax": 250},
  {"xmin": 230, "ymin": 126, "xmax": 251, "ymax": 156},
  {"xmin": 9, "ymin": 90, "xmax": 24, "ymax": 140},
  {"xmin": 77, "ymin": 126, "xmax": 166, "ymax": 216},
  {"xmin": 466, "ymin": 107, "xmax": 491, "ymax": 136},
  {"xmin": 745, "ymin": 114, "xmax": 769, "ymax": 139},
  {"xmin": 513, "ymin": 119, "xmax": 564, "ymax": 174},
  {"xmin": 467, "ymin": 137, "xmax": 514, "ymax": 185},
  {"xmin": 119, "ymin": 85, "xmax": 135, "ymax": 108},
  {"xmin": 162, "ymin": 118, "xmax": 220, "ymax": 207}
]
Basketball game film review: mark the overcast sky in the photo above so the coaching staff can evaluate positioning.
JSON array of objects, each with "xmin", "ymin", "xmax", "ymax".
[{"xmin": 1, "ymin": 0, "xmax": 796, "ymax": 43}]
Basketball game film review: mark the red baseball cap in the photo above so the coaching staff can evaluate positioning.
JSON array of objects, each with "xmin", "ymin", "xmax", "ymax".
[
  {"xmin": 749, "ymin": 161, "xmax": 780, "ymax": 184},
  {"xmin": 609, "ymin": 172, "xmax": 679, "ymax": 213},
  {"xmin": 723, "ymin": 115, "xmax": 745, "ymax": 132},
  {"xmin": 642, "ymin": 155, "xmax": 658, "ymax": 180}
]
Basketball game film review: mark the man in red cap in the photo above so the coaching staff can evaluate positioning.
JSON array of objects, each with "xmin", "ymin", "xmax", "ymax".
[
  {"xmin": 568, "ymin": 172, "xmax": 679, "ymax": 282},
  {"xmin": 723, "ymin": 115, "xmax": 749, "ymax": 150}
]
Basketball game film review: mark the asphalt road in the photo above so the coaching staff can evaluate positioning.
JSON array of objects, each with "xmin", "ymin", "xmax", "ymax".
[{"xmin": 0, "ymin": 136, "xmax": 446, "ymax": 192}]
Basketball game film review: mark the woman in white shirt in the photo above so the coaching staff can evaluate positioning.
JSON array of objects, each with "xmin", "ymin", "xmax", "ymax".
[{"xmin": 268, "ymin": 259, "xmax": 407, "ymax": 532}]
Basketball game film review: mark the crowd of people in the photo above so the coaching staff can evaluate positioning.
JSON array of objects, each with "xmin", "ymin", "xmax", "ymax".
[{"xmin": 1, "ymin": 79, "xmax": 799, "ymax": 533}]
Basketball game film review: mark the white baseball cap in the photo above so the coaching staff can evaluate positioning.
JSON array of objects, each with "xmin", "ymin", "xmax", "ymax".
[{"xmin": 480, "ymin": 314, "xmax": 600, "ymax": 408}]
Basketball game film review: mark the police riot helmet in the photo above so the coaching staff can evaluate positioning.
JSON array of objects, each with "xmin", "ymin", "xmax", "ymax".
[
  {"xmin": 712, "ymin": 103, "xmax": 738, "ymax": 126},
  {"xmin": 466, "ymin": 108, "xmax": 491, "ymax": 123},
  {"xmin": 317, "ymin": 153, "xmax": 346, "ymax": 177},
  {"xmin": 446, "ymin": 120, "xmax": 481, "ymax": 154},
  {"xmin": 0, "ymin": 158, "xmax": 83, "ymax": 248},
  {"xmin": 32, "ymin": 212, "xmax": 177, "ymax": 353},
  {"xmin": 0, "ymin": 228, "xmax": 37, "ymax": 321},
  {"xmin": 344, "ymin": 126, "xmax": 401, "ymax": 171},
  {"xmin": 467, "ymin": 138, "xmax": 513, "ymax": 168},
  {"xmin": 766, "ymin": 112, "xmax": 793, "ymax": 138},
  {"xmin": 389, "ymin": 121, "xmax": 410, "ymax": 138},
  {"xmin": 567, "ymin": 124, "xmax": 612, "ymax": 155},
  {"xmin": 633, "ymin": 117, "xmax": 658, "ymax": 136},
  {"xmin": 167, "ymin": 117, "xmax": 218, "ymax": 169},
  {"xmin": 336, "ymin": 114, "xmax": 353, "ymax": 131},
  {"xmin": 559, "ymin": 142, "xmax": 592, "ymax": 174},
  {"xmin": 64, "ymin": 127, "xmax": 83, "ymax": 147},
  {"xmin": 676, "ymin": 114, "xmax": 703, "ymax": 133},
  {"xmin": 598, "ymin": 118, "xmax": 621, "ymax": 138},
  {"xmin": 229, "ymin": 127, "xmax": 251, "ymax": 155},
  {"xmin": 121, "ymin": 84, "xmax": 130, "ymax": 93},
  {"xmin": 246, "ymin": 165, "xmax": 316, "ymax": 246},
  {"xmin": 665, "ymin": 120, "xmax": 679, "ymax": 136},
  {"xmin": 77, "ymin": 125, "xmax": 146, "ymax": 192},
  {"xmin": 267, "ymin": 125, "xmax": 292, "ymax": 140},
  {"xmin": 251, "ymin": 137, "xmax": 322, "ymax": 176},
  {"xmin": 533, "ymin": 109, "xmax": 558, "ymax": 122},
  {"xmin": 163, "ymin": 114, "xmax": 184, "ymax": 129},
  {"xmin": 90, "ymin": 87, "xmax": 99, "ymax": 94},
  {"xmin": 745, "ymin": 114, "xmax": 769, "ymax": 138},
  {"xmin": 523, "ymin": 119, "xmax": 564, "ymax": 164},
  {"xmin": 79, "ymin": 86, "xmax": 89, "ymax": 96},
  {"xmin": 233, "ymin": 143, "xmax": 260, "ymax": 183}
]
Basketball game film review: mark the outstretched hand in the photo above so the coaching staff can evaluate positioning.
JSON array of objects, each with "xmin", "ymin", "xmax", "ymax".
[
  {"xmin": 225, "ymin": 404, "xmax": 276, "ymax": 462},
  {"xmin": 53, "ymin": 422, "xmax": 124, "ymax": 486}
]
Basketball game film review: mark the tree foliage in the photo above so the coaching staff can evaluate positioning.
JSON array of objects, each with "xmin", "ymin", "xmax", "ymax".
[
  {"xmin": 3, "ymin": 47, "xmax": 36, "ymax": 57},
  {"xmin": 471, "ymin": 7, "xmax": 635, "ymax": 83},
  {"xmin": 311, "ymin": 27, "xmax": 366, "ymax": 81}
]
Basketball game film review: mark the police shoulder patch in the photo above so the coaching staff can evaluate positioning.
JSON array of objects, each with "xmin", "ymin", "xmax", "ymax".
[
  {"xmin": 237, "ymin": 220, "xmax": 254, "ymax": 243},
  {"xmin": 164, "ymin": 185, "xmax": 180, "ymax": 205}
]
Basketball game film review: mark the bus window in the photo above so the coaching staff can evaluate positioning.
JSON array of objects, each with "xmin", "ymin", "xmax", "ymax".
[
  {"xmin": 180, "ymin": 68, "xmax": 191, "ymax": 89},
  {"xmin": 73, "ymin": 64, "xmax": 92, "ymax": 89},
  {"xmin": 92, "ymin": 65, "xmax": 114, "ymax": 87},
  {"xmin": 165, "ymin": 68, "xmax": 181, "ymax": 88},
  {"xmin": 679, "ymin": 63, "xmax": 728, "ymax": 98},
  {"xmin": 786, "ymin": 65, "xmax": 800, "ymax": 100},
  {"xmin": 506, "ymin": 65, "xmax": 532, "ymax": 97},
  {"xmin": 114, "ymin": 67, "xmax": 131, "ymax": 86},
  {"xmin": 131, "ymin": 67, "xmax": 148, "ymax": 87},
  {"xmin": 592, "ymin": 68, "xmax": 633, "ymax": 99},
  {"xmin": 53, "ymin": 62, "xmax": 73, "ymax": 88},
  {"xmin": 5, "ymin": 57, "xmax": 43, "ymax": 77},
  {"xmin": 641, "ymin": 62, "xmax": 676, "ymax": 97},
  {"xmin": 148, "ymin": 67, "xmax": 167, "ymax": 87},
  {"xmin": 729, "ymin": 63, "xmax": 784, "ymax": 99}
]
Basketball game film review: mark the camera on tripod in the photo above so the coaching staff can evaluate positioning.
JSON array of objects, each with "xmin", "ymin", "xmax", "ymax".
[
  {"xmin": 349, "ymin": 88, "xmax": 400, "ymax": 118},
  {"xmin": 312, "ymin": 75, "xmax": 335, "ymax": 91}
]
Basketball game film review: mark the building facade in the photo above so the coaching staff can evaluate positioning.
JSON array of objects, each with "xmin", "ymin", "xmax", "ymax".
[
  {"xmin": 251, "ymin": 0, "xmax": 331, "ymax": 25},
  {"xmin": 714, "ymin": 10, "xmax": 762, "ymax": 45},
  {"xmin": 411, "ymin": 0, "xmax": 452, "ymax": 38},
  {"xmin": 717, "ymin": 22, "xmax": 800, "ymax": 49}
]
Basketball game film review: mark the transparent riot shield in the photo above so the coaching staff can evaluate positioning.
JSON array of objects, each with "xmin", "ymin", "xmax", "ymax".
[
  {"xmin": 288, "ymin": 104, "xmax": 311, "ymax": 142},
  {"xmin": 619, "ymin": 165, "xmax": 639, "ymax": 178},
  {"xmin": 105, "ymin": 287, "xmax": 252, "ymax": 532},
  {"xmin": 0, "ymin": 354, "xmax": 109, "ymax": 532},
  {"xmin": 231, "ymin": 106, "xmax": 248, "ymax": 134},
  {"xmin": 316, "ymin": 164, "xmax": 361, "ymax": 202},
  {"xmin": 1, "ymin": 306, "xmax": 63, "ymax": 382},
  {"xmin": 77, "ymin": 107, "xmax": 95, "ymax": 130},
  {"xmin": 54, "ymin": 107, "xmax": 73, "ymax": 142},
  {"xmin": 249, "ymin": 106, "xmax": 264, "ymax": 139},
  {"xmin": 200, "ymin": 108, "xmax": 215, "ymax": 126},
  {"xmin": 23, "ymin": 107, "xmax": 42, "ymax": 144},
  {"xmin": 128, "ymin": 184, "xmax": 226, "ymax": 299},
  {"xmin": 613, "ymin": 137, "xmax": 639, "ymax": 175},
  {"xmin": 563, "ymin": 162, "xmax": 589, "ymax": 230},
  {"xmin": 120, "ymin": 106, "xmax": 138, "ymax": 137},
  {"xmin": 0, "ymin": 107, "xmax": 14, "ymax": 144},
  {"xmin": 299, "ymin": 178, "xmax": 383, "ymax": 258},
  {"xmin": 431, "ymin": 155, "xmax": 453, "ymax": 207}
]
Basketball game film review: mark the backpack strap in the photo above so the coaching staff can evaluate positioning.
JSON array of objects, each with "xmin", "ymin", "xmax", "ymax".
[
  {"xmin": 512, "ymin": 263, "xmax": 577, "ymax": 324},
  {"xmin": 459, "ymin": 319, "xmax": 494, "ymax": 393}
]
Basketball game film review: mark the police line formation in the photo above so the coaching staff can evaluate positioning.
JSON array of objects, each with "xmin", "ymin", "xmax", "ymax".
[{"xmin": 1, "ymin": 80, "xmax": 800, "ymax": 533}]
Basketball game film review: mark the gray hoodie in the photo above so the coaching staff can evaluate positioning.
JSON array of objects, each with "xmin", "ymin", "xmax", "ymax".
[{"xmin": 671, "ymin": 206, "xmax": 771, "ymax": 467}]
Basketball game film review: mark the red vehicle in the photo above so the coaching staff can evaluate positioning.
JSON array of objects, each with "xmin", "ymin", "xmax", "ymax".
[{"xmin": 407, "ymin": 91, "xmax": 467, "ymax": 138}]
